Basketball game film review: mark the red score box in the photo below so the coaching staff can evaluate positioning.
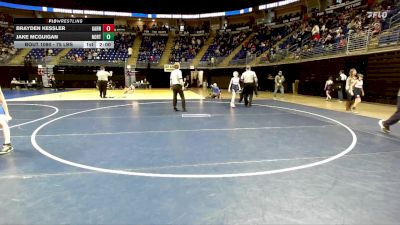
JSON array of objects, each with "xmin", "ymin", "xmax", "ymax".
[{"xmin": 102, "ymin": 24, "xmax": 115, "ymax": 32}]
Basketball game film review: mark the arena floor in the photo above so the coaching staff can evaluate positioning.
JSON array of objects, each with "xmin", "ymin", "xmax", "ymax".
[{"xmin": 1, "ymin": 88, "xmax": 399, "ymax": 224}]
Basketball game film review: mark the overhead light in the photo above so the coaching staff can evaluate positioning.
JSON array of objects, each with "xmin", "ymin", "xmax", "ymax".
[
  {"xmin": 152, "ymin": 19, "xmax": 155, "ymax": 22},
  {"xmin": 71, "ymin": 14, "xmax": 74, "ymax": 17},
  {"xmin": 84, "ymin": 15, "xmax": 87, "ymax": 18},
  {"xmin": 138, "ymin": 18, "xmax": 141, "ymax": 21}
]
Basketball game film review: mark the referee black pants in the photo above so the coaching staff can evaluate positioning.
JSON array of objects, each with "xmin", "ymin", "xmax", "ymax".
[
  {"xmin": 384, "ymin": 96, "xmax": 400, "ymax": 126},
  {"xmin": 243, "ymin": 83, "xmax": 255, "ymax": 106},
  {"xmin": 172, "ymin": 84, "xmax": 186, "ymax": 110},
  {"xmin": 98, "ymin": 80, "xmax": 108, "ymax": 98}
]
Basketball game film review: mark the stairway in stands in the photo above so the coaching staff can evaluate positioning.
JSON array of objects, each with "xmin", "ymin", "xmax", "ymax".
[
  {"xmin": 219, "ymin": 33, "xmax": 256, "ymax": 67},
  {"xmin": 158, "ymin": 32, "xmax": 176, "ymax": 66},
  {"xmin": 49, "ymin": 48, "xmax": 71, "ymax": 65},
  {"xmin": 127, "ymin": 34, "xmax": 142, "ymax": 67},
  {"xmin": 253, "ymin": 29, "xmax": 298, "ymax": 65},
  {"xmin": 8, "ymin": 48, "xmax": 31, "ymax": 65}
]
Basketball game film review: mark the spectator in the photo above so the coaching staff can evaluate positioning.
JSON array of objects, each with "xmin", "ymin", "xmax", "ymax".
[
  {"xmin": 345, "ymin": 68, "xmax": 358, "ymax": 111},
  {"xmin": 324, "ymin": 76, "xmax": 334, "ymax": 101},
  {"xmin": 351, "ymin": 74, "xmax": 364, "ymax": 113}
]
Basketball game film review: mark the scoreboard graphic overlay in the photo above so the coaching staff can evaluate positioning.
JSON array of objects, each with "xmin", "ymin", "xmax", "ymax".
[{"xmin": 14, "ymin": 18, "xmax": 115, "ymax": 49}]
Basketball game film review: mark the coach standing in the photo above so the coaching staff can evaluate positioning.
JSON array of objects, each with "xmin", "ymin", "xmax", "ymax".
[
  {"xmin": 96, "ymin": 66, "xmax": 112, "ymax": 98},
  {"xmin": 170, "ymin": 62, "xmax": 186, "ymax": 112},
  {"xmin": 241, "ymin": 65, "xmax": 258, "ymax": 107}
]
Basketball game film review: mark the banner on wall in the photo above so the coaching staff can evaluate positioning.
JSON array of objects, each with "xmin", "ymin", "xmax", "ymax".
[
  {"xmin": 236, "ymin": 26, "xmax": 250, "ymax": 31},
  {"xmin": 326, "ymin": 0, "xmax": 362, "ymax": 11},
  {"xmin": 0, "ymin": 21, "xmax": 8, "ymax": 27},
  {"xmin": 283, "ymin": 16, "xmax": 301, "ymax": 23},
  {"xmin": 164, "ymin": 64, "xmax": 175, "ymax": 72}
]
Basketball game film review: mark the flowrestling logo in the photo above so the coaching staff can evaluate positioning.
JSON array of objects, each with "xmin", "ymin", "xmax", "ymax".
[{"xmin": 367, "ymin": 11, "xmax": 388, "ymax": 20}]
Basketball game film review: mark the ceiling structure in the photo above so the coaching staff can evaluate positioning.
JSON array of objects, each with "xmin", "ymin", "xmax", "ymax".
[{"xmin": 2, "ymin": 0, "xmax": 274, "ymax": 14}]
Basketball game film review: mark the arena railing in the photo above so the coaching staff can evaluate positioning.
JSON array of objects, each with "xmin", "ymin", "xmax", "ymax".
[
  {"xmin": 21, "ymin": 31, "xmax": 399, "ymax": 69},
  {"xmin": 58, "ymin": 58, "xmax": 125, "ymax": 67},
  {"xmin": 389, "ymin": 9, "xmax": 400, "ymax": 29},
  {"xmin": 135, "ymin": 61, "xmax": 161, "ymax": 69},
  {"xmin": 129, "ymin": 61, "xmax": 194, "ymax": 69},
  {"xmin": 178, "ymin": 61, "xmax": 192, "ymax": 68},
  {"xmin": 201, "ymin": 56, "xmax": 227, "ymax": 67},
  {"xmin": 26, "ymin": 56, "xmax": 54, "ymax": 66},
  {"xmin": 346, "ymin": 32, "xmax": 369, "ymax": 53},
  {"xmin": 257, "ymin": 29, "xmax": 400, "ymax": 65},
  {"xmin": 378, "ymin": 30, "xmax": 400, "ymax": 47},
  {"xmin": 229, "ymin": 54, "xmax": 257, "ymax": 65}
]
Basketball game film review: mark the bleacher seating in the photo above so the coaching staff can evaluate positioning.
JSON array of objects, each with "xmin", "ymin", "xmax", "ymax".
[
  {"xmin": 231, "ymin": 23, "xmax": 299, "ymax": 64},
  {"xmin": 378, "ymin": 26, "xmax": 400, "ymax": 46},
  {"xmin": 63, "ymin": 33, "xmax": 134, "ymax": 62},
  {"xmin": 65, "ymin": 48, "xmax": 128, "ymax": 61},
  {"xmin": 137, "ymin": 35, "xmax": 168, "ymax": 63},
  {"xmin": 0, "ymin": 13, "xmax": 18, "ymax": 63},
  {"xmin": 200, "ymin": 31, "xmax": 251, "ymax": 63},
  {"xmin": 260, "ymin": 8, "xmax": 378, "ymax": 63},
  {"xmin": 0, "ymin": 2, "xmax": 398, "ymax": 68},
  {"xmin": 26, "ymin": 49, "xmax": 62, "ymax": 60},
  {"xmin": 169, "ymin": 35, "xmax": 206, "ymax": 63}
]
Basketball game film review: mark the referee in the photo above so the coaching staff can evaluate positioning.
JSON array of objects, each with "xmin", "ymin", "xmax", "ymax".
[
  {"xmin": 96, "ymin": 66, "xmax": 112, "ymax": 98},
  {"xmin": 170, "ymin": 62, "xmax": 186, "ymax": 112},
  {"xmin": 241, "ymin": 65, "xmax": 258, "ymax": 107}
]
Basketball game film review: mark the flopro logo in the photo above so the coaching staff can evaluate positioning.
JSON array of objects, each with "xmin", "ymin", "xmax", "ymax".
[{"xmin": 367, "ymin": 11, "xmax": 388, "ymax": 20}]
